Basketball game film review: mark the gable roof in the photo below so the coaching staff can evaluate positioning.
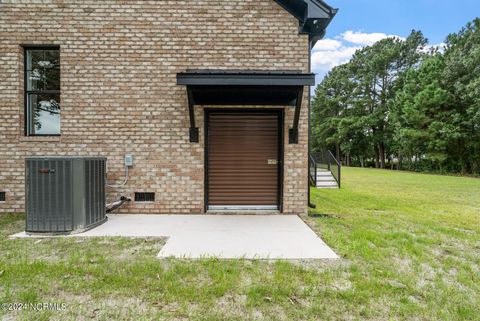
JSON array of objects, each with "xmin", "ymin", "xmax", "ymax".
[{"xmin": 274, "ymin": 0, "xmax": 337, "ymax": 48}]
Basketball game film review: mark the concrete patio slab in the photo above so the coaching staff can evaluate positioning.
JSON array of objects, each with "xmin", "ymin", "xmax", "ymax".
[{"xmin": 11, "ymin": 214, "xmax": 338, "ymax": 259}]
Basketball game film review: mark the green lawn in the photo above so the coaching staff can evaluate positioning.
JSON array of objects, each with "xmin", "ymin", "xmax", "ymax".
[{"xmin": 1, "ymin": 168, "xmax": 479, "ymax": 320}]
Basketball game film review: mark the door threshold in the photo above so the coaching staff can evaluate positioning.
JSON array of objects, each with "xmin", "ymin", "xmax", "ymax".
[
  {"xmin": 208, "ymin": 205, "xmax": 278, "ymax": 211},
  {"xmin": 206, "ymin": 209, "xmax": 281, "ymax": 215},
  {"xmin": 207, "ymin": 205, "xmax": 280, "ymax": 215}
]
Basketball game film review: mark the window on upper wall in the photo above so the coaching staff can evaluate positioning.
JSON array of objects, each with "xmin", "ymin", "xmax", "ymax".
[{"xmin": 24, "ymin": 47, "xmax": 60, "ymax": 136}]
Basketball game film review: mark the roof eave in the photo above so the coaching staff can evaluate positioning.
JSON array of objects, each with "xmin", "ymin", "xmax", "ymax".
[{"xmin": 274, "ymin": 0, "xmax": 338, "ymax": 48}]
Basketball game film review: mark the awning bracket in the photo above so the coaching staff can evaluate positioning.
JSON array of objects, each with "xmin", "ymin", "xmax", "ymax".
[
  {"xmin": 187, "ymin": 87, "xmax": 199, "ymax": 143},
  {"xmin": 289, "ymin": 86, "xmax": 304, "ymax": 144}
]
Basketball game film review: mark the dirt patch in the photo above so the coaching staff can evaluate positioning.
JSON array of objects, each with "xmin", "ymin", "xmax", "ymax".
[{"xmin": 116, "ymin": 237, "xmax": 166, "ymax": 260}]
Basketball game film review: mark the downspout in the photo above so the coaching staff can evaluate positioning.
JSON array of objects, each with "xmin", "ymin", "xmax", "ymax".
[{"xmin": 308, "ymin": 37, "xmax": 316, "ymax": 209}]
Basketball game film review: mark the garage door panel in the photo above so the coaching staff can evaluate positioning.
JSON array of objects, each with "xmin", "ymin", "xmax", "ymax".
[{"xmin": 207, "ymin": 111, "xmax": 280, "ymax": 208}]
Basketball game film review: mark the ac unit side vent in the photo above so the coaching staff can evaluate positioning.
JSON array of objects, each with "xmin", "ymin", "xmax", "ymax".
[
  {"xmin": 0, "ymin": 192, "xmax": 5, "ymax": 202},
  {"xmin": 135, "ymin": 192, "xmax": 155, "ymax": 202},
  {"xmin": 25, "ymin": 157, "xmax": 106, "ymax": 234}
]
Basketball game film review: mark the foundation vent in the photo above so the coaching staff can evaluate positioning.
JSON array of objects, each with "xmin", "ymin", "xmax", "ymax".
[{"xmin": 135, "ymin": 192, "xmax": 155, "ymax": 202}]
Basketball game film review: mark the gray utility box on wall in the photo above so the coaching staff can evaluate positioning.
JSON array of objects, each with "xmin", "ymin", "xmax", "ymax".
[{"xmin": 25, "ymin": 157, "xmax": 107, "ymax": 235}]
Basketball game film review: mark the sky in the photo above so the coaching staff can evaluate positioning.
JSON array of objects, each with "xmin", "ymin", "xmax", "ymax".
[{"xmin": 312, "ymin": 0, "xmax": 480, "ymax": 84}]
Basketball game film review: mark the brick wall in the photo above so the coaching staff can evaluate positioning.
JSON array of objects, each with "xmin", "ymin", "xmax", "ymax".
[{"xmin": 0, "ymin": 0, "xmax": 309, "ymax": 214}]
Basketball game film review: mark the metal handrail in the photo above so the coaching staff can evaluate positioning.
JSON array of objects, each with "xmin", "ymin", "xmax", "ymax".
[
  {"xmin": 309, "ymin": 154, "xmax": 317, "ymax": 187},
  {"xmin": 327, "ymin": 150, "xmax": 341, "ymax": 188},
  {"xmin": 311, "ymin": 150, "xmax": 341, "ymax": 188}
]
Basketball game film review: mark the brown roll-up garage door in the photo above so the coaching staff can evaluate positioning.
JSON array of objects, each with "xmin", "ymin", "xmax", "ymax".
[{"xmin": 206, "ymin": 110, "xmax": 282, "ymax": 210}]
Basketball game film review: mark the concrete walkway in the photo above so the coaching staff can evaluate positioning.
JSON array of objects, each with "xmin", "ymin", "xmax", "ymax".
[{"xmin": 12, "ymin": 214, "xmax": 338, "ymax": 259}]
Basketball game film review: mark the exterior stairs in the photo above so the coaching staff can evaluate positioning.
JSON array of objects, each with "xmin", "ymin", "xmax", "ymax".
[
  {"xmin": 316, "ymin": 169, "xmax": 339, "ymax": 189},
  {"xmin": 309, "ymin": 150, "xmax": 341, "ymax": 189}
]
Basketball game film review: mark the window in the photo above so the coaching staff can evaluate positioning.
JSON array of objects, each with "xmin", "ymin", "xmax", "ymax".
[
  {"xmin": 24, "ymin": 47, "xmax": 60, "ymax": 136},
  {"xmin": 0, "ymin": 192, "xmax": 5, "ymax": 202}
]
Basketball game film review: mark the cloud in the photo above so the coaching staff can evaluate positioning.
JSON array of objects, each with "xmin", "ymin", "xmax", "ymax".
[
  {"xmin": 311, "ymin": 45, "xmax": 360, "ymax": 71},
  {"xmin": 341, "ymin": 30, "xmax": 404, "ymax": 46},
  {"xmin": 311, "ymin": 30, "xmax": 405, "ymax": 85},
  {"xmin": 312, "ymin": 38, "xmax": 342, "ymax": 51}
]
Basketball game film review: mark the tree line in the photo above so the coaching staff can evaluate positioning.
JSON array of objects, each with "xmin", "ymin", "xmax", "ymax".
[{"xmin": 312, "ymin": 18, "xmax": 480, "ymax": 174}]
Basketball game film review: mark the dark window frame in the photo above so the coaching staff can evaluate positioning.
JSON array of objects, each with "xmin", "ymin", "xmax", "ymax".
[{"xmin": 23, "ymin": 45, "xmax": 61, "ymax": 137}]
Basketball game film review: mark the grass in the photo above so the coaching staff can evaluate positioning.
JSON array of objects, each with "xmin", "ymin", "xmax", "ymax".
[
  {"xmin": 308, "ymin": 168, "xmax": 480, "ymax": 320},
  {"xmin": 1, "ymin": 167, "xmax": 479, "ymax": 320}
]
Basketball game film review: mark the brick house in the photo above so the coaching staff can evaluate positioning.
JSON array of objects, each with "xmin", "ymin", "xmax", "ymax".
[{"xmin": 0, "ymin": 0, "xmax": 336, "ymax": 214}]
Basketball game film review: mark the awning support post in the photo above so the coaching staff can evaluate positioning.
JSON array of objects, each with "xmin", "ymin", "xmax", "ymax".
[
  {"xmin": 289, "ymin": 86, "xmax": 303, "ymax": 144},
  {"xmin": 187, "ymin": 87, "xmax": 199, "ymax": 143}
]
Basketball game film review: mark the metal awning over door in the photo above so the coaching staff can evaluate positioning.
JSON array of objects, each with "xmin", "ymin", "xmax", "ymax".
[{"xmin": 176, "ymin": 70, "xmax": 315, "ymax": 144}]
